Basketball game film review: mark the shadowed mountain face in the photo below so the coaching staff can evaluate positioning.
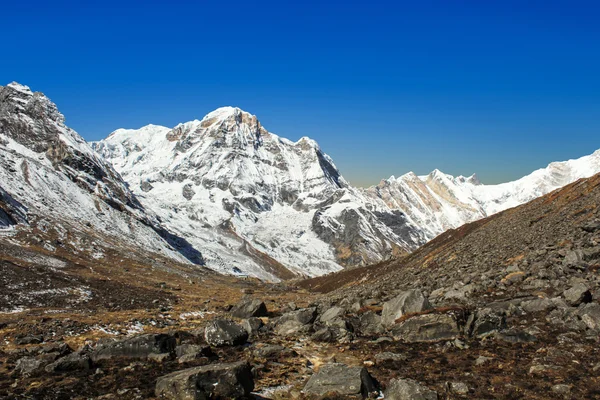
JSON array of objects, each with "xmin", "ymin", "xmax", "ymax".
[{"xmin": 0, "ymin": 82, "xmax": 205, "ymax": 266}]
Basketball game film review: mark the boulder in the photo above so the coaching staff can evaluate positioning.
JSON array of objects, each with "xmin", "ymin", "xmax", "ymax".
[
  {"xmin": 230, "ymin": 298, "xmax": 268, "ymax": 319},
  {"xmin": 467, "ymin": 308, "xmax": 506, "ymax": 338},
  {"xmin": 521, "ymin": 298, "xmax": 555, "ymax": 313},
  {"xmin": 15, "ymin": 356, "xmax": 50, "ymax": 376},
  {"xmin": 578, "ymin": 303, "xmax": 600, "ymax": 331},
  {"xmin": 303, "ymin": 363, "xmax": 376, "ymax": 398},
  {"xmin": 357, "ymin": 311, "xmax": 384, "ymax": 336},
  {"xmin": 384, "ymin": 378, "xmax": 438, "ymax": 400},
  {"xmin": 382, "ymin": 290, "xmax": 432, "ymax": 327},
  {"xmin": 204, "ymin": 319, "xmax": 248, "ymax": 347},
  {"xmin": 319, "ymin": 306, "xmax": 345, "ymax": 325},
  {"xmin": 91, "ymin": 334, "xmax": 176, "ymax": 361},
  {"xmin": 45, "ymin": 352, "xmax": 92, "ymax": 373},
  {"xmin": 155, "ymin": 361, "xmax": 254, "ymax": 399},
  {"xmin": 175, "ymin": 344, "xmax": 213, "ymax": 363},
  {"xmin": 391, "ymin": 313, "xmax": 460, "ymax": 343},
  {"xmin": 563, "ymin": 284, "xmax": 592, "ymax": 306},
  {"xmin": 274, "ymin": 307, "xmax": 317, "ymax": 336},
  {"xmin": 242, "ymin": 317, "xmax": 264, "ymax": 336}
]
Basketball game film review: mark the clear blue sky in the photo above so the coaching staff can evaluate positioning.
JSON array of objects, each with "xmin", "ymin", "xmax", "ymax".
[{"xmin": 2, "ymin": 1, "xmax": 599, "ymax": 186}]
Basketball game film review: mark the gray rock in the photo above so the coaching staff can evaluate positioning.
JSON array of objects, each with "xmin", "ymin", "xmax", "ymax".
[
  {"xmin": 253, "ymin": 344, "xmax": 295, "ymax": 359},
  {"xmin": 274, "ymin": 307, "xmax": 317, "ymax": 336},
  {"xmin": 204, "ymin": 319, "xmax": 248, "ymax": 347},
  {"xmin": 242, "ymin": 317, "xmax": 264, "ymax": 335},
  {"xmin": 552, "ymin": 384, "xmax": 572, "ymax": 396},
  {"xmin": 230, "ymin": 298, "xmax": 268, "ymax": 319},
  {"xmin": 382, "ymin": 290, "xmax": 432, "ymax": 327},
  {"xmin": 448, "ymin": 382, "xmax": 469, "ymax": 395},
  {"xmin": 494, "ymin": 329, "xmax": 537, "ymax": 343},
  {"xmin": 375, "ymin": 352, "xmax": 407, "ymax": 365},
  {"xmin": 319, "ymin": 306, "xmax": 345, "ymax": 325},
  {"xmin": 475, "ymin": 355, "xmax": 492, "ymax": 366},
  {"xmin": 578, "ymin": 303, "xmax": 600, "ymax": 331},
  {"xmin": 563, "ymin": 284, "xmax": 592, "ymax": 306},
  {"xmin": 357, "ymin": 311, "xmax": 384, "ymax": 336},
  {"xmin": 15, "ymin": 356, "xmax": 49, "ymax": 376},
  {"xmin": 45, "ymin": 352, "xmax": 91, "ymax": 373},
  {"xmin": 521, "ymin": 298, "xmax": 555, "ymax": 313},
  {"xmin": 391, "ymin": 313, "xmax": 460, "ymax": 342},
  {"xmin": 182, "ymin": 183, "xmax": 195, "ymax": 200},
  {"xmin": 15, "ymin": 335, "xmax": 43, "ymax": 345},
  {"xmin": 303, "ymin": 363, "xmax": 376, "ymax": 398},
  {"xmin": 91, "ymin": 334, "xmax": 176, "ymax": 361},
  {"xmin": 155, "ymin": 361, "xmax": 254, "ymax": 399},
  {"xmin": 175, "ymin": 344, "xmax": 212, "ymax": 363},
  {"xmin": 384, "ymin": 378, "xmax": 438, "ymax": 400},
  {"xmin": 468, "ymin": 308, "xmax": 506, "ymax": 338}
]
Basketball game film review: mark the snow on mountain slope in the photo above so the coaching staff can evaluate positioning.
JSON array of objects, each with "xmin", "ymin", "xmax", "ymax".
[
  {"xmin": 0, "ymin": 82, "xmax": 204, "ymax": 265},
  {"xmin": 365, "ymin": 149, "xmax": 600, "ymax": 239},
  {"xmin": 94, "ymin": 107, "xmax": 427, "ymax": 279}
]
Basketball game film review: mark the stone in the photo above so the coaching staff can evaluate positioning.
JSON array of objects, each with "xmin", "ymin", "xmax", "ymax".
[
  {"xmin": 303, "ymin": 363, "xmax": 376, "ymax": 398},
  {"xmin": 521, "ymin": 298, "xmax": 555, "ymax": 313},
  {"xmin": 155, "ymin": 361, "xmax": 254, "ymax": 400},
  {"xmin": 578, "ymin": 303, "xmax": 600, "ymax": 331},
  {"xmin": 468, "ymin": 308, "xmax": 506, "ymax": 338},
  {"xmin": 494, "ymin": 329, "xmax": 537, "ymax": 343},
  {"xmin": 563, "ymin": 284, "xmax": 592, "ymax": 306},
  {"xmin": 552, "ymin": 384, "xmax": 572, "ymax": 396},
  {"xmin": 45, "ymin": 352, "xmax": 92, "ymax": 373},
  {"xmin": 91, "ymin": 334, "xmax": 176, "ymax": 361},
  {"xmin": 204, "ymin": 319, "xmax": 248, "ymax": 347},
  {"xmin": 382, "ymin": 290, "xmax": 432, "ymax": 327},
  {"xmin": 357, "ymin": 311, "xmax": 384, "ymax": 336},
  {"xmin": 253, "ymin": 344, "xmax": 295, "ymax": 359},
  {"xmin": 449, "ymin": 382, "xmax": 469, "ymax": 395},
  {"xmin": 384, "ymin": 378, "xmax": 438, "ymax": 400},
  {"xmin": 230, "ymin": 298, "xmax": 268, "ymax": 319},
  {"xmin": 241, "ymin": 317, "xmax": 264, "ymax": 335},
  {"xmin": 274, "ymin": 307, "xmax": 317, "ymax": 336},
  {"xmin": 375, "ymin": 352, "xmax": 407, "ymax": 365},
  {"xmin": 15, "ymin": 356, "xmax": 48, "ymax": 377},
  {"xmin": 390, "ymin": 313, "xmax": 460, "ymax": 342},
  {"xmin": 15, "ymin": 335, "xmax": 43, "ymax": 345},
  {"xmin": 475, "ymin": 355, "xmax": 492, "ymax": 366},
  {"xmin": 319, "ymin": 306, "xmax": 345, "ymax": 325}
]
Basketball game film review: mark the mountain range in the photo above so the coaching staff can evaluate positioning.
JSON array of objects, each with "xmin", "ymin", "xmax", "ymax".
[{"xmin": 2, "ymin": 82, "xmax": 600, "ymax": 281}]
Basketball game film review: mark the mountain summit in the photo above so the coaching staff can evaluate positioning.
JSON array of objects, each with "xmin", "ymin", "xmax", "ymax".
[{"xmin": 93, "ymin": 107, "xmax": 425, "ymax": 280}]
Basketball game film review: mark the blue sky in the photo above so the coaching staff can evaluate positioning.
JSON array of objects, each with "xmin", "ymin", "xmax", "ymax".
[{"xmin": 2, "ymin": 1, "xmax": 599, "ymax": 186}]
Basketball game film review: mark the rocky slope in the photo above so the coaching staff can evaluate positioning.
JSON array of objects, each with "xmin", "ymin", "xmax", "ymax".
[
  {"xmin": 365, "ymin": 150, "xmax": 600, "ymax": 239},
  {"xmin": 93, "ymin": 107, "xmax": 426, "ymax": 280},
  {"xmin": 1, "ymin": 172, "xmax": 599, "ymax": 399},
  {"xmin": 0, "ymin": 82, "xmax": 205, "ymax": 274}
]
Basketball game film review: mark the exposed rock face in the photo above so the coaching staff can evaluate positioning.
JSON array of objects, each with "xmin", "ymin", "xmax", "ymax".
[
  {"xmin": 94, "ymin": 107, "xmax": 427, "ymax": 280},
  {"xmin": 303, "ymin": 363, "xmax": 376, "ymax": 398},
  {"xmin": 155, "ymin": 361, "xmax": 254, "ymax": 399}
]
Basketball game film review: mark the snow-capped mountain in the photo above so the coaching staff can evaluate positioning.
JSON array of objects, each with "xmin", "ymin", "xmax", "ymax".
[
  {"xmin": 0, "ymin": 82, "xmax": 204, "ymax": 265},
  {"xmin": 365, "ymin": 149, "xmax": 600, "ymax": 239},
  {"xmin": 93, "ymin": 107, "xmax": 427, "ymax": 280}
]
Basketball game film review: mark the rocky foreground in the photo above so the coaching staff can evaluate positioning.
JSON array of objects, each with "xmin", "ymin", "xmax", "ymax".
[{"xmin": 1, "ymin": 175, "xmax": 600, "ymax": 399}]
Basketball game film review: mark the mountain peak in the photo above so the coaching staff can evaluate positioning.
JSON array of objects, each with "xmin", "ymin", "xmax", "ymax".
[{"xmin": 6, "ymin": 81, "xmax": 33, "ymax": 95}]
